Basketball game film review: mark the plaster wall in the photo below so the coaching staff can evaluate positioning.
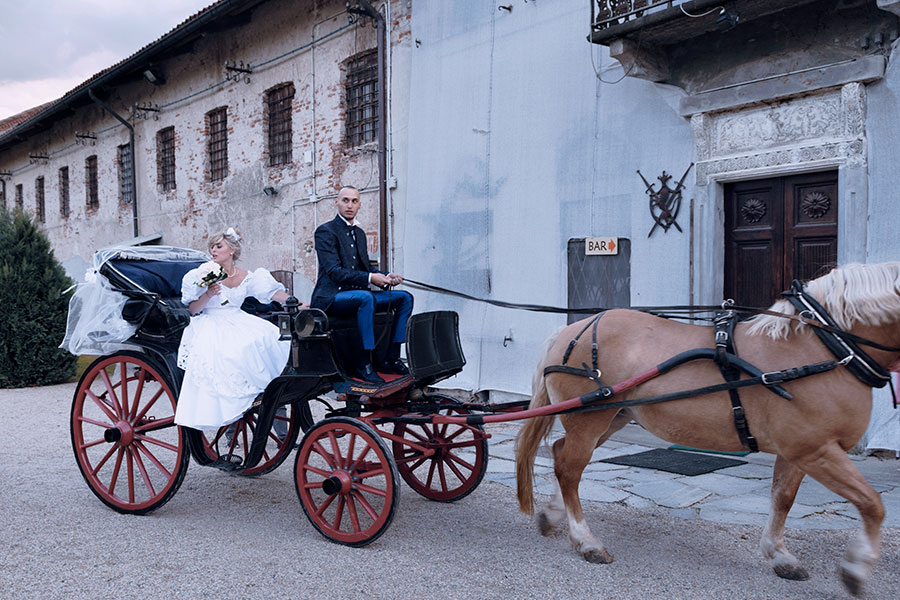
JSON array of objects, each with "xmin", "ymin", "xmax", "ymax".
[{"xmin": 404, "ymin": 0, "xmax": 695, "ymax": 395}]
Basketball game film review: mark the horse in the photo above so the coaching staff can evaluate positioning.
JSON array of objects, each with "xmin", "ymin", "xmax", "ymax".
[{"xmin": 515, "ymin": 262, "xmax": 900, "ymax": 596}]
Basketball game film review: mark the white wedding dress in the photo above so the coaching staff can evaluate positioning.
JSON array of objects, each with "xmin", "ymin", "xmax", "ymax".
[{"xmin": 174, "ymin": 268, "xmax": 290, "ymax": 430}]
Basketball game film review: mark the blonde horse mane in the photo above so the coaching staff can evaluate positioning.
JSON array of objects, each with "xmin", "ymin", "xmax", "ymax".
[{"xmin": 746, "ymin": 262, "xmax": 900, "ymax": 339}]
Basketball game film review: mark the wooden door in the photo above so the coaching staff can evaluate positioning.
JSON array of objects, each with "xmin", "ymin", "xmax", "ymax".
[{"xmin": 724, "ymin": 171, "xmax": 838, "ymax": 307}]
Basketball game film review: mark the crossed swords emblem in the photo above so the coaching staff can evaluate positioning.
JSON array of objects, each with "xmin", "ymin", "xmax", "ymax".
[{"xmin": 637, "ymin": 162, "xmax": 693, "ymax": 238}]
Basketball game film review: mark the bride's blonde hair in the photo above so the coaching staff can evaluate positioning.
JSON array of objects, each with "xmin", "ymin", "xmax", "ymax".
[{"xmin": 208, "ymin": 227, "xmax": 242, "ymax": 261}]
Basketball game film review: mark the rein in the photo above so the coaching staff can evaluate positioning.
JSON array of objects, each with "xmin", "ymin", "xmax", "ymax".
[{"xmin": 402, "ymin": 278, "xmax": 900, "ymax": 355}]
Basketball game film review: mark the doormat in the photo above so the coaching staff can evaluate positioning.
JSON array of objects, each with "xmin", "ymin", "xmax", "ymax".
[{"xmin": 599, "ymin": 448, "xmax": 747, "ymax": 476}]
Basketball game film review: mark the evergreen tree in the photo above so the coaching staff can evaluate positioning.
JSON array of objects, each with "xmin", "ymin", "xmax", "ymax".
[{"xmin": 0, "ymin": 208, "xmax": 77, "ymax": 387}]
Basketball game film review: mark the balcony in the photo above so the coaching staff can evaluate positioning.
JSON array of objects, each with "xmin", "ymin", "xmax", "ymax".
[{"xmin": 588, "ymin": 0, "xmax": 900, "ymax": 102}]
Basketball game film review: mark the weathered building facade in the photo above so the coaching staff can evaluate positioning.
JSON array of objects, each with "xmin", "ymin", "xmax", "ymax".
[{"xmin": 0, "ymin": 0, "xmax": 412, "ymax": 301}]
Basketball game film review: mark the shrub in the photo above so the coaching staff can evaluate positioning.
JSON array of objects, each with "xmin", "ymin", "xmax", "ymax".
[{"xmin": 0, "ymin": 208, "xmax": 77, "ymax": 387}]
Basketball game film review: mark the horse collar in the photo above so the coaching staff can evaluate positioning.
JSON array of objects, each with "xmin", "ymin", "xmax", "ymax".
[{"xmin": 783, "ymin": 281, "xmax": 892, "ymax": 389}]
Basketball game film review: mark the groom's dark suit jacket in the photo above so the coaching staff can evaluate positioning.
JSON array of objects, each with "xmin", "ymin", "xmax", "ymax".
[{"xmin": 310, "ymin": 215, "xmax": 382, "ymax": 311}]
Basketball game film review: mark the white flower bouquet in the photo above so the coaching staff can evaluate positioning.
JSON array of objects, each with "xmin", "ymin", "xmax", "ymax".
[{"xmin": 195, "ymin": 261, "xmax": 228, "ymax": 304}]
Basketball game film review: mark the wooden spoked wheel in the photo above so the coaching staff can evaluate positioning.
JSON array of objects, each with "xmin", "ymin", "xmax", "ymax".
[
  {"xmin": 71, "ymin": 351, "xmax": 189, "ymax": 514},
  {"xmin": 391, "ymin": 397, "xmax": 489, "ymax": 502},
  {"xmin": 199, "ymin": 402, "xmax": 302, "ymax": 476},
  {"xmin": 294, "ymin": 417, "xmax": 399, "ymax": 547}
]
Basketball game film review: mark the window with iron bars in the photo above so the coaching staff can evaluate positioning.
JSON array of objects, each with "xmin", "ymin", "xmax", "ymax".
[
  {"xmin": 207, "ymin": 107, "xmax": 228, "ymax": 181},
  {"xmin": 118, "ymin": 143, "xmax": 134, "ymax": 203},
  {"xmin": 35, "ymin": 176, "xmax": 45, "ymax": 223},
  {"xmin": 85, "ymin": 155, "xmax": 99, "ymax": 210},
  {"xmin": 266, "ymin": 83, "xmax": 294, "ymax": 166},
  {"xmin": 59, "ymin": 166, "xmax": 70, "ymax": 217},
  {"xmin": 157, "ymin": 127, "xmax": 176, "ymax": 191},
  {"xmin": 15, "ymin": 184, "xmax": 23, "ymax": 210},
  {"xmin": 345, "ymin": 50, "xmax": 378, "ymax": 147}
]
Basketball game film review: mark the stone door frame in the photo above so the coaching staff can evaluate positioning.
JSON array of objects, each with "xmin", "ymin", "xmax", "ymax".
[{"xmin": 689, "ymin": 82, "xmax": 869, "ymax": 305}]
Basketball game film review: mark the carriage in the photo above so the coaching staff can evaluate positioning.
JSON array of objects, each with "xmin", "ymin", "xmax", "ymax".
[
  {"xmin": 65, "ymin": 246, "xmax": 900, "ymax": 594},
  {"xmin": 66, "ymin": 245, "xmax": 491, "ymax": 546}
]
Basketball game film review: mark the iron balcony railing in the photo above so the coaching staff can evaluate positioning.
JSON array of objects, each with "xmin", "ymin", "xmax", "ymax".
[{"xmin": 591, "ymin": 0, "xmax": 679, "ymax": 31}]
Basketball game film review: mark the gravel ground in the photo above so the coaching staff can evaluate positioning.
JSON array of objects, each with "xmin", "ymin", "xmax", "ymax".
[{"xmin": 2, "ymin": 382, "xmax": 898, "ymax": 600}]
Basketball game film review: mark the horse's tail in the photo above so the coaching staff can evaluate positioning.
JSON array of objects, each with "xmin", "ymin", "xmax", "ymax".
[{"xmin": 516, "ymin": 328, "xmax": 561, "ymax": 515}]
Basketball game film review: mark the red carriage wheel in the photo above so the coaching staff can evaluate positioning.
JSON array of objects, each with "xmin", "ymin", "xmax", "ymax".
[
  {"xmin": 391, "ymin": 395, "xmax": 489, "ymax": 502},
  {"xmin": 199, "ymin": 402, "xmax": 303, "ymax": 476},
  {"xmin": 294, "ymin": 417, "xmax": 399, "ymax": 546},
  {"xmin": 70, "ymin": 351, "xmax": 189, "ymax": 514}
]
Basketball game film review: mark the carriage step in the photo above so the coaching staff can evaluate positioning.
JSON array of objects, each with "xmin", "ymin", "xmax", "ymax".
[{"xmin": 210, "ymin": 454, "xmax": 243, "ymax": 472}]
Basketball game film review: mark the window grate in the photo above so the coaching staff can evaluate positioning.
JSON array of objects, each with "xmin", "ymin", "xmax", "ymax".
[
  {"xmin": 15, "ymin": 184, "xmax": 23, "ymax": 210},
  {"xmin": 345, "ymin": 50, "xmax": 379, "ymax": 146},
  {"xmin": 266, "ymin": 83, "xmax": 294, "ymax": 166},
  {"xmin": 117, "ymin": 144, "xmax": 134, "ymax": 204},
  {"xmin": 156, "ymin": 127, "xmax": 176, "ymax": 191},
  {"xmin": 207, "ymin": 107, "xmax": 228, "ymax": 181},
  {"xmin": 35, "ymin": 176, "xmax": 45, "ymax": 223},
  {"xmin": 85, "ymin": 155, "xmax": 99, "ymax": 210},
  {"xmin": 59, "ymin": 166, "xmax": 70, "ymax": 217}
]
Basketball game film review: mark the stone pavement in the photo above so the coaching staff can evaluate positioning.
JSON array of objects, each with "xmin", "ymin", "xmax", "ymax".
[{"xmin": 482, "ymin": 422, "xmax": 900, "ymax": 530}]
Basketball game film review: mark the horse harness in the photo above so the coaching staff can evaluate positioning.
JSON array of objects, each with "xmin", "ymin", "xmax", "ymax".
[{"xmin": 542, "ymin": 284, "xmax": 900, "ymax": 454}]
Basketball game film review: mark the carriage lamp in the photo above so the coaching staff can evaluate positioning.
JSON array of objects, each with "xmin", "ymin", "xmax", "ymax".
[{"xmin": 277, "ymin": 312, "xmax": 292, "ymax": 341}]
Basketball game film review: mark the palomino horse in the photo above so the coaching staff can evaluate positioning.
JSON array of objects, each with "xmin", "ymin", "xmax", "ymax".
[{"xmin": 516, "ymin": 262, "xmax": 900, "ymax": 596}]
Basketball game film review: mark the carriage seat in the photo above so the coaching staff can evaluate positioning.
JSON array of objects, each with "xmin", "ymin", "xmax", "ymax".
[
  {"xmin": 105, "ymin": 259, "xmax": 204, "ymax": 338},
  {"xmin": 324, "ymin": 308, "xmax": 398, "ymax": 375}
]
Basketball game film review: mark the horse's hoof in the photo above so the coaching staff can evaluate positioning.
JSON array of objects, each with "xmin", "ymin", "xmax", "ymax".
[
  {"xmin": 537, "ymin": 512, "xmax": 560, "ymax": 537},
  {"xmin": 773, "ymin": 564, "xmax": 809, "ymax": 581},
  {"xmin": 840, "ymin": 567, "xmax": 863, "ymax": 597},
  {"xmin": 583, "ymin": 548, "xmax": 614, "ymax": 564}
]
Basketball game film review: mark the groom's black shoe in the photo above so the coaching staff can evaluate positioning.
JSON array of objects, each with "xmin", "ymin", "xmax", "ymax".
[
  {"xmin": 379, "ymin": 358, "xmax": 409, "ymax": 375},
  {"xmin": 379, "ymin": 343, "xmax": 410, "ymax": 375},
  {"xmin": 356, "ymin": 362, "xmax": 385, "ymax": 385}
]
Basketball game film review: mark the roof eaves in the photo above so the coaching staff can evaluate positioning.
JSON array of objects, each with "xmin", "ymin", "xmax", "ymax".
[{"xmin": 0, "ymin": 0, "xmax": 266, "ymax": 152}]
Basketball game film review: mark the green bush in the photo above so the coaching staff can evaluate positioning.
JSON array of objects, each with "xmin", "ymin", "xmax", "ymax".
[{"xmin": 0, "ymin": 208, "xmax": 77, "ymax": 387}]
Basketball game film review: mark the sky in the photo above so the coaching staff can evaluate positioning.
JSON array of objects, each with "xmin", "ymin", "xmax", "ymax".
[{"xmin": 0, "ymin": 0, "xmax": 214, "ymax": 120}]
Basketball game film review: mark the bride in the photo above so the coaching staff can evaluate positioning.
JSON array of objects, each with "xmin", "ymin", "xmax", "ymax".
[{"xmin": 175, "ymin": 227, "xmax": 298, "ymax": 430}]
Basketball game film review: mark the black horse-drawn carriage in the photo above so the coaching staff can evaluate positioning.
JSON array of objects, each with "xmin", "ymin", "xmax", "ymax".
[{"xmin": 67, "ymin": 246, "xmax": 487, "ymax": 546}]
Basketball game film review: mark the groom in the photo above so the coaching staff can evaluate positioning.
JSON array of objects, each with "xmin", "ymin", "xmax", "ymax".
[{"xmin": 310, "ymin": 186, "xmax": 413, "ymax": 384}]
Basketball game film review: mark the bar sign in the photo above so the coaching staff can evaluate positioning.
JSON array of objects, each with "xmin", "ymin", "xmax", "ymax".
[{"xmin": 585, "ymin": 237, "xmax": 618, "ymax": 255}]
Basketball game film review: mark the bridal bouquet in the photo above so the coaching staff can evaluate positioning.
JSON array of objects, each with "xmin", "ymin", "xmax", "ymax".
[{"xmin": 195, "ymin": 261, "xmax": 228, "ymax": 304}]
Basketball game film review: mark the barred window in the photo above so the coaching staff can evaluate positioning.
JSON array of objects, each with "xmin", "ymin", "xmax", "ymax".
[
  {"xmin": 118, "ymin": 143, "xmax": 134, "ymax": 203},
  {"xmin": 156, "ymin": 127, "xmax": 176, "ymax": 191},
  {"xmin": 345, "ymin": 50, "xmax": 378, "ymax": 146},
  {"xmin": 59, "ymin": 166, "xmax": 70, "ymax": 217},
  {"xmin": 207, "ymin": 107, "xmax": 228, "ymax": 181},
  {"xmin": 35, "ymin": 176, "xmax": 45, "ymax": 223},
  {"xmin": 15, "ymin": 184, "xmax": 23, "ymax": 209},
  {"xmin": 85, "ymin": 155, "xmax": 99, "ymax": 210},
  {"xmin": 266, "ymin": 83, "xmax": 294, "ymax": 166}
]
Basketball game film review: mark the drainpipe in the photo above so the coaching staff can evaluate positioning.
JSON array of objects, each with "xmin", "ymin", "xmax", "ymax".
[
  {"xmin": 352, "ymin": 0, "xmax": 389, "ymax": 270},
  {"xmin": 88, "ymin": 88, "xmax": 139, "ymax": 238}
]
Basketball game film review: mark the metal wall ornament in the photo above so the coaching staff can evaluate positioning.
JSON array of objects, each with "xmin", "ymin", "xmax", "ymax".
[{"xmin": 638, "ymin": 162, "xmax": 693, "ymax": 237}]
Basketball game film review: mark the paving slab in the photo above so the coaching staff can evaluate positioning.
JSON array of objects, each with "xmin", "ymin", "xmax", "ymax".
[
  {"xmin": 700, "ymin": 495, "xmax": 820, "ymax": 518},
  {"xmin": 625, "ymin": 480, "xmax": 712, "ymax": 509},
  {"xmin": 697, "ymin": 507, "xmax": 769, "ymax": 527},
  {"xmin": 577, "ymin": 480, "xmax": 631, "ymax": 503},
  {"xmin": 717, "ymin": 462, "xmax": 773, "ymax": 480},
  {"xmin": 794, "ymin": 478, "xmax": 847, "ymax": 506},
  {"xmin": 679, "ymin": 472, "xmax": 769, "ymax": 496}
]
